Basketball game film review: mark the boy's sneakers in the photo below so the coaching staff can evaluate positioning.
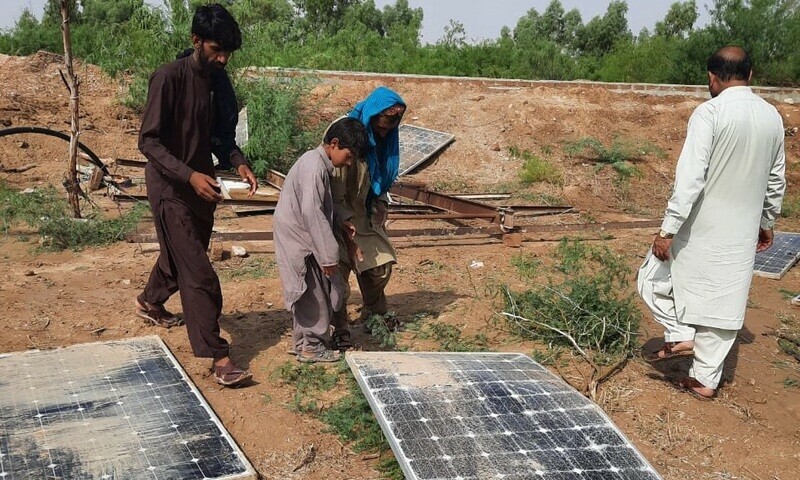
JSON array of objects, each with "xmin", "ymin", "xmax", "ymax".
[
  {"xmin": 791, "ymin": 294, "xmax": 800, "ymax": 307},
  {"xmin": 297, "ymin": 348, "xmax": 342, "ymax": 363},
  {"xmin": 136, "ymin": 298, "xmax": 183, "ymax": 328}
]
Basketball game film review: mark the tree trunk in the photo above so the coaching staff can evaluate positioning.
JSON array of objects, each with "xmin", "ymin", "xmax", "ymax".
[{"xmin": 60, "ymin": 0, "xmax": 82, "ymax": 218}]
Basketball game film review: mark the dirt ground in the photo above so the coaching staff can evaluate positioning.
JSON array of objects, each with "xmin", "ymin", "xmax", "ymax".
[{"xmin": 1, "ymin": 51, "xmax": 799, "ymax": 479}]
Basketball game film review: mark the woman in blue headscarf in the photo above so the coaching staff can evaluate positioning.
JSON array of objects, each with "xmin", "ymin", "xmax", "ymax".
[{"xmin": 329, "ymin": 87, "xmax": 406, "ymax": 350}]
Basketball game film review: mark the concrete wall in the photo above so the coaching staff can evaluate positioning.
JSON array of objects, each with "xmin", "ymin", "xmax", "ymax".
[{"xmin": 244, "ymin": 66, "xmax": 800, "ymax": 104}]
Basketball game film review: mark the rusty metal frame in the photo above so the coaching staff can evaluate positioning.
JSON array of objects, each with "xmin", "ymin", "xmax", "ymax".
[
  {"xmin": 111, "ymin": 159, "xmax": 578, "ymax": 231},
  {"xmin": 125, "ymin": 220, "xmax": 661, "ymax": 244},
  {"xmin": 390, "ymin": 182, "xmax": 515, "ymax": 229}
]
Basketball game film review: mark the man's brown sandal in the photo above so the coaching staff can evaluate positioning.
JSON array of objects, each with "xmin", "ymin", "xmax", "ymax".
[
  {"xmin": 674, "ymin": 377, "xmax": 715, "ymax": 401},
  {"xmin": 211, "ymin": 361, "xmax": 252, "ymax": 387},
  {"xmin": 136, "ymin": 299, "xmax": 183, "ymax": 328},
  {"xmin": 644, "ymin": 341, "xmax": 694, "ymax": 363}
]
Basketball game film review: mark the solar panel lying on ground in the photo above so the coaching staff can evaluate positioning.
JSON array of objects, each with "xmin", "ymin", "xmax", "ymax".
[
  {"xmin": 0, "ymin": 336, "xmax": 256, "ymax": 479},
  {"xmin": 753, "ymin": 231, "xmax": 800, "ymax": 279},
  {"xmin": 347, "ymin": 352, "xmax": 662, "ymax": 480},
  {"xmin": 398, "ymin": 124, "xmax": 455, "ymax": 176}
]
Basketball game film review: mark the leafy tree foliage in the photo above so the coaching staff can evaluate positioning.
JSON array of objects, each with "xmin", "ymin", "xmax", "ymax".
[
  {"xmin": 655, "ymin": 0, "xmax": 698, "ymax": 38},
  {"xmin": 0, "ymin": 0, "xmax": 797, "ymax": 111}
]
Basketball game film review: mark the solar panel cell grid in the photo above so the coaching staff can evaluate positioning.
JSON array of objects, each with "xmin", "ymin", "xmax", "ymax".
[
  {"xmin": 398, "ymin": 124, "xmax": 456, "ymax": 176},
  {"xmin": 348, "ymin": 352, "xmax": 662, "ymax": 480},
  {"xmin": 0, "ymin": 336, "xmax": 255, "ymax": 480},
  {"xmin": 753, "ymin": 232, "xmax": 800, "ymax": 279}
]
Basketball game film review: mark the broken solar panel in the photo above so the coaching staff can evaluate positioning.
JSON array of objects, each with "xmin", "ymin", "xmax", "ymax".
[
  {"xmin": 0, "ymin": 336, "xmax": 256, "ymax": 480},
  {"xmin": 753, "ymin": 231, "xmax": 800, "ymax": 279},
  {"xmin": 398, "ymin": 124, "xmax": 455, "ymax": 176},
  {"xmin": 347, "ymin": 352, "xmax": 661, "ymax": 480}
]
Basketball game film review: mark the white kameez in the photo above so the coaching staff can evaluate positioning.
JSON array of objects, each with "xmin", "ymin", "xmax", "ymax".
[
  {"xmin": 638, "ymin": 86, "xmax": 785, "ymax": 389},
  {"xmin": 661, "ymin": 86, "xmax": 785, "ymax": 330}
]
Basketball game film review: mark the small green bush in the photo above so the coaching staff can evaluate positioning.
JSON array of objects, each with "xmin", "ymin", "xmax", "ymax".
[
  {"xmin": 0, "ymin": 183, "xmax": 145, "ymax": 251},
  {"xmin": 365, "ymin": 312, "xmax": 399, "ymax": 348},
  {"xmin": 272, "ymin": 360, "xmax": 339, "ymax": 413},
  {"xmin": 510, "ymin": 147, "xmax": 563, "ymax": 186},
  {"xmin": 236, "ymin": 75, "xmax": 320, "ymax": 176},
  {"xmin": 510, "ymin": 254, "xmax": 541, "ymax": 279},
  {"xmin": 219, "ymin": 257, "xmax": 277, "ymax": 281},
  {"xmin": 503, "ymin": 239, "xmax": 641, "ymax": 361},
  {"xmin": 322, "ymin": 375, "xmax": 402, "ymax": 479}
]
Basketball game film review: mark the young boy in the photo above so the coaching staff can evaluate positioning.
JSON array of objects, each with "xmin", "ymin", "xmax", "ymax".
[{"xmin": 273, "ymin": 117, "xmax": 368, "ymax": 363}]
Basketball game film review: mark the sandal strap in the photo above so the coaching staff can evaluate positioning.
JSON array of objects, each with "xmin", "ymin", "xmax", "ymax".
[{"xmin": 213, "ymin": 362, "xmax": 250, "ymax": 384}]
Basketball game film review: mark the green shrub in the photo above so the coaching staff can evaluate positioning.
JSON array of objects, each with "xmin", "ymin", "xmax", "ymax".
[
  {"xmin": 236, "ymin": 75, "xmax": 321, "ymax": 176},
  {"xmin": 219, "ymin": 257, "xmax": 277, "ymax": 281},
  {"xmin": 271, "ymin": 358, "xmax": 402, "ymax": 479},
  {"xmin": 365, "ymin": 312, "xmax": 399, "ymax": 348},
  {"xmin": 510, "ymin": 254, "xmax": 541, "ymax": 279},
  {"xmin": 503, "ymin": 239, "xmax": 641, "ymax": 361},
  {"xmin": 272, "ymin": 360, "xmax": 339, "ymax": 413},
  {"xmin": 510, "ymin": 147, "xmax": 563, "ymax": 186},
  {"xmin": 0, "ymin": 183, "xmax": 145, "ymax": 251}
]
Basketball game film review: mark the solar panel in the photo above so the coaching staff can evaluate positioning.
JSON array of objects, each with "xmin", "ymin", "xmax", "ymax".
[
  {"xmin": 347, "ymin": 352, "xmax": 662, "ymax": 480},
  {"xmin": 235, "ymin": 107, "xmax": 249, "ymax": 147},
  {"xmin": 213, "ymin": 107, "xmax": 249, "ymax": 167},
  {"xmin": 398, "ymin": 124, "xmax": 455, "ymax": 176},
  {"xmin": 0, "ymin": 336, "xmax": 256, "ymax": 480},
  {"xmin": 753, "ymin": 231, "xmax": 800, "ymax": 279}
]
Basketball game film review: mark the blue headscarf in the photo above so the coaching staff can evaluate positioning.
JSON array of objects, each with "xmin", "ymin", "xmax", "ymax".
[{"xmin": 348, "ymin": 87, "xmax": 406, "ymax": 202}]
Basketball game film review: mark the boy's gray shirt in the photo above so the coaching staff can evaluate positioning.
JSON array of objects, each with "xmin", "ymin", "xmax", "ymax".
[{"xmin": 273, "ymin": 146, "xmax": 343, "ymax": 310}]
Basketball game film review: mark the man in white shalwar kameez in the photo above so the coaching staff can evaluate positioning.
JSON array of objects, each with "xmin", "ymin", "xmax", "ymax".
[{"xmin": 638, "ymin": 46, "xmax": 786, "ymax": 399}]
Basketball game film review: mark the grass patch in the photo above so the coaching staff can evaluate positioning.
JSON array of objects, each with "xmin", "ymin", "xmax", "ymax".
[
  {"xmin": 271, "ymin": 359, "xmax": 402, "ymax": 478},
  {"xmin": 0, "ymin": 183, "xmax": 145, "ymax": 251},
  {"xmin": 321, "ymin": 374, "xmax": 402, "ymax": 479},
  {"xmin": 272, "ymin": 360, "xmax": 338, "ymax": 413},
  {"xmin": 412, "ymin": 321, "xmax": 489, "ymax": 352},
  {"xmin": 564, "ymin": 136, "xmax": 664, "ymax": 182},
  {"xmin": 510, "ymin": 146, "xmax": 563, "ymax": 186},
  {"xmin": 431, "ymin": 177, "xmax": 471, "ymax": 193},
  {"xmin": 779, "ymin": 288, "xmax": 800, "ymax": 300},
  {"xmin": 220, "ymin": 257, "xmax": 277, "ymax": 280},
  {"xmin": 780, "ymin": 193, "xmax": 800, "ymax": 218},
  {"xmin": 510, "ymin": 254, "xmax": 541, "ymax": 279}
]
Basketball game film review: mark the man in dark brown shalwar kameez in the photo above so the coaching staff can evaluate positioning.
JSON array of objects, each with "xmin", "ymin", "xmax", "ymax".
[{"xmin": 135, "ymin": 3, "xmax": 257, "ymax": 387}]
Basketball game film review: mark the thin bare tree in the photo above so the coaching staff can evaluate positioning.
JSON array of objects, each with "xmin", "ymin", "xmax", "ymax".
[{"xmin": 59, "ymin": 0, "xmax": 82, "ymax": 218}]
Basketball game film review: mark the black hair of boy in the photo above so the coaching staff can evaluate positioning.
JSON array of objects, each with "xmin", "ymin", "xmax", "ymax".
[
  {"xmin": 192, "ymin": 3, "xmax": 242, "ymax": 52},
  {"xmin": 324, "ymin": 117, "xmax": 369, "ymax": 159}
]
